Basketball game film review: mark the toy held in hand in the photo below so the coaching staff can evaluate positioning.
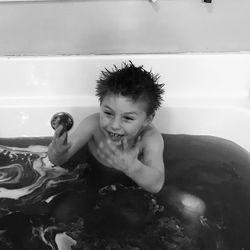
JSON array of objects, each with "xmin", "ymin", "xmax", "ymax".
[{"xmin": 51, "ymin": 112, "xmax": 74, "ymax": 133}]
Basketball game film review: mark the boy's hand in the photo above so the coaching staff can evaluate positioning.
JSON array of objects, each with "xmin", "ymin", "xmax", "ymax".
[
  {"xmin": 97, "ymin": 137, "xmax": 141, "ymax": 174},
  {"xmin": 50, "ymin": 123, "xmax": 72, "ymax": 155}
]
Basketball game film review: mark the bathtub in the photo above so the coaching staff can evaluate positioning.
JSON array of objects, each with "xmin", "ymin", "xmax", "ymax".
[
  {"xmin": 0, "ymin": 53, "xmax": 249, "ymax": 151},
  {"xmin": 1, "ymin": 53, "xmax": 250, "ymax": 250}
]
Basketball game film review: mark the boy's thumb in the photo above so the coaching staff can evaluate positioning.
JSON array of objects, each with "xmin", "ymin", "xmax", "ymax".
[{"xmin": 134, "ymin": 135, "xmax": 141, "ymax": 151}]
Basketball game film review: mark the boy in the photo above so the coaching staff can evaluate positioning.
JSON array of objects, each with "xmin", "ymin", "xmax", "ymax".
[{"xmin": 48, "ymin": 61, "xmax": 165, "ymax": 194}]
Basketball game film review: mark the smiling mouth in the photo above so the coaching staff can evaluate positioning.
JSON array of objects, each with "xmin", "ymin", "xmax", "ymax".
[{"xmin": 107, "ymin": 131, "xmax": 124, "ymax": 141}]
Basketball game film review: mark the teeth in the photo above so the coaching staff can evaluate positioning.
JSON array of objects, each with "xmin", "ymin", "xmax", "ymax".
[{"xmin": 109, "ymin": 132, "xmax": 123, "ymax": 138}]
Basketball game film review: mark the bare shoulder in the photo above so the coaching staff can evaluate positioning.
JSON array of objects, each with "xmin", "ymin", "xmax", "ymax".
[
  {"xmin": 140, "ymin": 124, "xmax": 164, "ymax": 176},
  {"xmin": 77, "ymin": 113, "xmax": 99, "ymax": 131},
  {"xmin": 141, "ymin": 124, "xmax": 164, "ymax": 151}
]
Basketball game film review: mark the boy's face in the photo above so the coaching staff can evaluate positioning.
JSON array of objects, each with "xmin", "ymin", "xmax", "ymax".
[{"xmin": 99, "ymin": 94, "xmax": 152, "ymax": 145}]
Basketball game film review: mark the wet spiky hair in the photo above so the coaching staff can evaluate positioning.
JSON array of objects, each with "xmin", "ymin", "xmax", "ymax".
[{"xmin": 95, "ymin": 61, "xmax": 165, "ymax": 115}]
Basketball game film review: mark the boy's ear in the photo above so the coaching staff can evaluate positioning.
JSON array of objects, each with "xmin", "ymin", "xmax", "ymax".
[{"xmin": 146, "ymin": 112, "xmax": 155, "ymax": 123}]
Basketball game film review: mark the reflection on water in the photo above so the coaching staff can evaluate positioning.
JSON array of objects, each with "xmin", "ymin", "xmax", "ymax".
[
  {"xmin": 0, "ymin": 143, "xmax": 85, "ymax": 218},
  {"xmin": 0, "ymin": 135, "xmax": 249, "ymax": 250}
]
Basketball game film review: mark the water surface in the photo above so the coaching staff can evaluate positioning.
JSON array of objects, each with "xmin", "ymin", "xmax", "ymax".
[{"xmin": 0, "ymin": 135, "xmax": 249, "ymax": 250}]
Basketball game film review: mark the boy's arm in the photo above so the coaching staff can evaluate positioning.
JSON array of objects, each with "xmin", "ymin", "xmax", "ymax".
[
  {"xmin": 97, "ymin": 130, "xmax": 165, "ymax": 193},
  {"xmin": 127, "ymin": 132, "xmax": 165, "ymax": 193},
  {"xmin": 48, "ymin": 113, "xmax": 98, "ymax": 166}
]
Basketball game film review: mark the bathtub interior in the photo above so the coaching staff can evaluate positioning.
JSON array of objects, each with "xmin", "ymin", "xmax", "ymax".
[{"xmin": 0, "ymin": 54, "xmax": 250, "ymax": 249}]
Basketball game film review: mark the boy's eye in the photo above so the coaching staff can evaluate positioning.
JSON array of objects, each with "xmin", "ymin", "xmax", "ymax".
[
  {"xmin": 124, "ymin": 116, "xmax": 134, "ymax": 121},
  {"xmin": 104, "ymin": 111, "xmax": 112, "ymax": 116}
]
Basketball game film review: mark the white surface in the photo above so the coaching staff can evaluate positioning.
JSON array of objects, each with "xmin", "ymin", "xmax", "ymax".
[
  {"xmin": 0, "ymin": 53, "xmax": 249, "ymax": 98},
  {"xmin": 55, "ymin": 232, "xmax": 76, "ymax": 250},
  {"xmin": 0, "ymin": 54, "xmax": 249, "ymax": 151},
  {"xmin": 0, "ymin": 0, "xmax": 250, "ymax": 55}
]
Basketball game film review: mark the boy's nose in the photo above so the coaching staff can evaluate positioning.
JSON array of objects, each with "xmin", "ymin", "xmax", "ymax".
[{"xmin": 111, "ymin": 117, "xmax": 121, "ymax": 130}]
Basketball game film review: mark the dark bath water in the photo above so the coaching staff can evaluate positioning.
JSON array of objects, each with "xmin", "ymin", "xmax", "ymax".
[{"xmin": 0, "ymin": 134, "xmax": 249, "ymax": 249}]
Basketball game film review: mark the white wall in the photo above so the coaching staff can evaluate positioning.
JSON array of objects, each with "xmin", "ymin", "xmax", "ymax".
[{"xmin": 0, "ymin": 0, "xmax": 249, "ymax": 55}]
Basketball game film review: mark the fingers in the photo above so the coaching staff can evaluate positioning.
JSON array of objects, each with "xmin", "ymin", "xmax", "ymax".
[
  {"xmin": 136, "ymin": 135, "xmax": 142, "ymax": 145},
  {"xmin": 51, "ymin": 123, "xmax": 70, "ymax": 154},
  {"xmin": 97, "ymin": 142, "xmax": 113, "ymax": 166},
  {"xmin": 132, "ymin": 135, "xmax": 141, "ymax": 154},
  {"xmin": 50, "ymin": 138, "xmax": 71, "ymax": 155},
  {"xmin": 55, "ymin": 124, "xmax": 65, "ymax": 137},
  {"xmin": 99, "ymin": 140, "xmax": 117, "ymax": 156},
  {"xmin": 122, "ymin": 136, "xmax": 141, "ymax": 150},
  {"xmin": 54, "ymin": 124, "xmax": 68, "ymax": 143},
  {"xmin": 59, "ymin": 143, "xmax": 71, "ymax": 154},
  {"xmin": 63, "ymin": 141, "xmax": 72, "ymax": 151},
  {"xmin": 54, "ymin": 117, "xmax": 61, "ymax": 129},
  {"xmin": 60, "ymin": 130, "xmax": 68, "ymax": 144},
  {"xmin": 122, "ymin": 137, "xmax": 129, "ymax": 151},
  {"xmin": 106, "ymin": 139, "xmax": 119, "ymax": 154}
]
